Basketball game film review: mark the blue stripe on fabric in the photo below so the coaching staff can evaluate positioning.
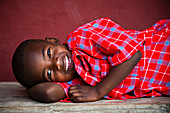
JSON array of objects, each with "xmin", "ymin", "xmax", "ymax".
[
  {"xmin": 165, "ymin": 41, "xmax": 170, "ymax": 46},
  {"xmin": 132, "ymin": 74, "xmax": 138, "ymax": 77},
  {"xmin": 103, "ymin": 95, "xmax": 108, "ymax": 98},
  {"xmin": 149, "ymin": 78, "xmax": 154, "ymax": 83},
  {"xmin": 93, "ymin": 23, "xmax": 98, "ymax": 28},
  {"xmin": 79, "ymin": 44, "xmax": 84, "ymax": 49},
  {"xmin": 129, "ymin": 86, "xmax": 134, "ymax": 90},
  {"xmin": 67, "ymin": 80, "xmax": 72, "ymax": 85},
  {"xmin": 94, "ymin": 65, "xmax": 100, "ymax": 70},
  {"xmin": 67, "ymin": 38, "xmax": 71, "ymax": 43},
  {"xmin": 102, "ymin": 56, "xmax": 107, "ymax": 60},
  {"xmin": 129, "ymin": 36, "xmax": 134, "ymax": 39},
  {"xmin": 149, "ymin": 87, "xmax": 153, "ymax": 90},
  {"xmin": 157, "ymin": 59, "xmax": 163, "ymax": 64},
  {"xmin": 110, "ymin": 27, "xmax": 116, "ymax": 32},
  {"xmin": 118, "ymin": 46, "xmax": 124, "ymax": 50},
  {"xmin": 83, "ymin": 29, "xmax": 88, "ymax": 31},
  {"xmin": 154, "ymin": 70, "xmax": 158, "ymax": 73},
  {"xmin": 166, "ymin": 82, "xmax": 170, "ymax": 87}
]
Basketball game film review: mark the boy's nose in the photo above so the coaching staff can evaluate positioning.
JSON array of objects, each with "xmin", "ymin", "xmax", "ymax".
[{"xmin": 55, "ymin": 57, "xmax": 61, "ymax": 71}]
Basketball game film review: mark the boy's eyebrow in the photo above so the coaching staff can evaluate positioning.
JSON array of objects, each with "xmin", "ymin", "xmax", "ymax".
[{"xmin": 42, "ymin": 47, "xmax": 45, "ymax": 60}]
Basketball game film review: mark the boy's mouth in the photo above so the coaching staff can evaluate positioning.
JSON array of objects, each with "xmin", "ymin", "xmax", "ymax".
[{"xmin": 63, "ymin": 55, "xmax": 71, "ymax": 73}]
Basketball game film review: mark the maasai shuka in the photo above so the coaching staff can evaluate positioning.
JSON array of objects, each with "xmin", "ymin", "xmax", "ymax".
[{"xmin": 53, "ymin": 18, "xmax": 170, "ymax": 102}]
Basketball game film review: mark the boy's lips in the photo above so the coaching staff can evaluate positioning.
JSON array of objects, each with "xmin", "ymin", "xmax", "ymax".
[{"xmin": 63, "ymin": 55, "xmax": 72, "ymax": 73}]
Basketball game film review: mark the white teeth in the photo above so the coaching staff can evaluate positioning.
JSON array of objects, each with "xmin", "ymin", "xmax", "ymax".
[
  {"xmin": 65, "ymin": 55, "xmax": 68, "ymax": 71},
  {"xmin": 69, "ymin": 58, "xmax": 71, "ymax": 64}
]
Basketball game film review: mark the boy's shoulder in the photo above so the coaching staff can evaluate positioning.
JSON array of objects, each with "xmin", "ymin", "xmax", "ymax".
[{"xmin": 68, "ymin": 17, "xmax": 112, "ymax": 34}]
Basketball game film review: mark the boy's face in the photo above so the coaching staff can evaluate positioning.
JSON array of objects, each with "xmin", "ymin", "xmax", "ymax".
[{"xmin": 24, "ymin": 39, "xmax": 76, "ymax": 85}]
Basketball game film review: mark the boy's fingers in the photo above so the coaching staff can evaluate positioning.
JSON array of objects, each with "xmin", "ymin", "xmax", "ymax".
[
  {"xmin": 73, "ymin": 96, "xmax": 85, "ymax": 102},
  {"xmin": 68, "ymin": 87, "xmax": 79, "ymax": 97},
  {"xmin": 69, "ymin": 86, "xmax": 80, "ymax": 94},
  {"xmin": 69, "ymin": 86, "xmax": 77, "ymax": 90},
  {"xmin": 69, "ymin": 88, "xmax": 80, "ymax": 94},
  {"xmin": 72, "ymin": 92, "xmax": 83, "ymax": 97},
  {"xmin": 69, "ymin": 93, "xmax": 83, "ymax": 102}
]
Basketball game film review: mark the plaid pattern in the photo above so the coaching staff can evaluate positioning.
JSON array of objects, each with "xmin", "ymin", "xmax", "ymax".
[{"xmin": 54, "ymin": 18, "xmax": 170, "ymax": 101}]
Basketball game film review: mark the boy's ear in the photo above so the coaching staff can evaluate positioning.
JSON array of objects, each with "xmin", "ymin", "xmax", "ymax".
[{"xmin": 45, "ymin": 37, "xmax": 60, "ymax": 44}]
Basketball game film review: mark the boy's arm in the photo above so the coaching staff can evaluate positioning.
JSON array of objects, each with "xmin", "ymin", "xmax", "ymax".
[
  {"xmin": 69, "ymin": 51, "xmax": 142, "ymax": 102},
  {"xmin": 26, "ymin": 82, "xmax": 66, "ymax": 103}
]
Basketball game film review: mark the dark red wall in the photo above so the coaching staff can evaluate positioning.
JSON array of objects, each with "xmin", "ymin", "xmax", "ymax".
[{"xmin": 0, "ymin": 0, "xmax": 169, "ymax": 81}]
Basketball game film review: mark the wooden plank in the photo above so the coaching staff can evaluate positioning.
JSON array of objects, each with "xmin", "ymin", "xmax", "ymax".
[{"xmin": 0, "ymin": 82, "xmax": 169, "ymax": 113}]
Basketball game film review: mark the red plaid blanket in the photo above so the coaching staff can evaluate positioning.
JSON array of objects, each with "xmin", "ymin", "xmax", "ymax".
[{"xmin": 53, "ymin": 18, "xmax": 170, "ymax": 102}]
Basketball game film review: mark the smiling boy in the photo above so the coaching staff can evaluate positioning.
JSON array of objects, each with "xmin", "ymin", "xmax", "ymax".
[
  {"xmin": 12, "ymin": 18, "xmax": 170, "ymax": 103},
  {"xmin": 12, "ymin": 38, "xmax": 81, "ymax": 102}
]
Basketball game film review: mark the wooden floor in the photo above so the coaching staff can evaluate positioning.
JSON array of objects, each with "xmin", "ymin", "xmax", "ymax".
[{"xmin": 0, "ymin": 82, "xmax": 169, "ymax": 113}]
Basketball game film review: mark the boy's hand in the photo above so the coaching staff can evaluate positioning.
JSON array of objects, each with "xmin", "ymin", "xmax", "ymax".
[
  {"xmin": 69, "ymin": 51, "xmax": 142, "ymax": 103},
  {"xmin": 68, "ymin": 85, "xmax": 100, "ymax": 102}
]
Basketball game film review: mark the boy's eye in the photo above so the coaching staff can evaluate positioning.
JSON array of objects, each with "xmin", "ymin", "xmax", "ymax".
[
  {"xmin": 47, "ymin": 48, "xmax": 51, "ymax": 58},
  {"xmin": 47, "ymin": 69, "xmax": 52, "ymax": 81}
]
